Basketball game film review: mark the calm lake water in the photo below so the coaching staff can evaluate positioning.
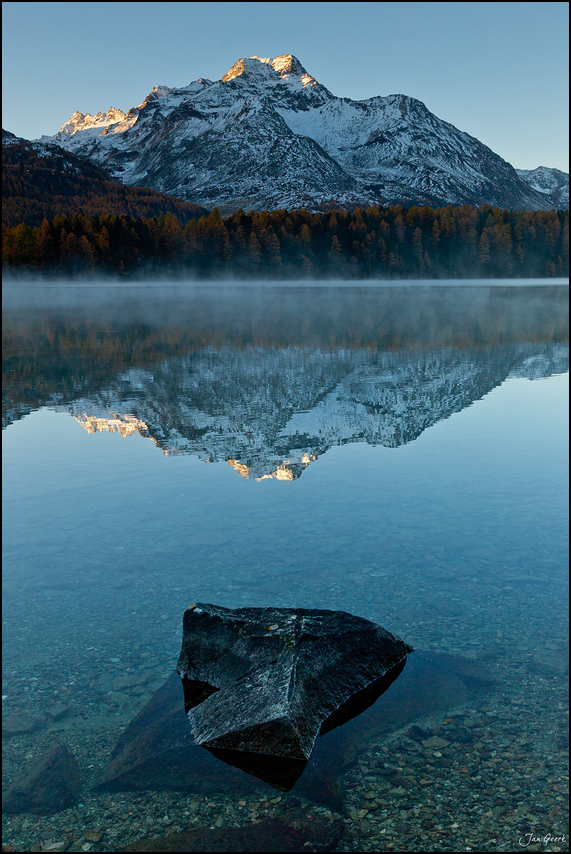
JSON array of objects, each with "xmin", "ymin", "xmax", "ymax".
[{"xmin": 2, "ymin": 280, "xmax": 569, "ymax": 853}]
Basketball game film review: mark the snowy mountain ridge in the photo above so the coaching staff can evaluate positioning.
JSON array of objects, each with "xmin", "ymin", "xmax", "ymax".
[{"xmin": 37, "ymin": 54, "xmax": 567, "ymax": 214}]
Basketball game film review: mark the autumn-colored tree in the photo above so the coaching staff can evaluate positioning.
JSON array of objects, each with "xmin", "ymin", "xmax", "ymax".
[
  {"xmin": 328, "ymin": 234, "xmax": 342, "ymax": 266},
  {"xmin": 412, "ymin": 227, "xmax": 424, "ymax": 270},
  {"xmin": 392, "ymin": 213, "xmax": 405, "ymax": 244},
  {"xmin": 299, "ymin": 224, "xmax": 312, "ymax": 249},
  {"xmin": 248, "ymin": 232, "xmax": 262, "ymax": 267},
  {"xmin": 265, "ymin": 233, "xmax": 282, "ymax": 267},
  {"xmin": 479, "ymin": 231, "xmax": 490, "ymax": 268}
]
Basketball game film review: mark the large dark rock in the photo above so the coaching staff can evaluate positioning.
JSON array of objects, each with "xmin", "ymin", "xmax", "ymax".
[
  {"xmin": 3, "ymin": 743, "xmax": 81, "ymax": 815},
  {"xmin": 175, "ymin": 603, "xmax": 413, "ymax": 763},
  {"xmin": 96, "ymin": 649, "xmax": 494, "ymax": 811},
  {"xmin": 96, "ymin": 668, "xmax": 266, "ymax": 797}
]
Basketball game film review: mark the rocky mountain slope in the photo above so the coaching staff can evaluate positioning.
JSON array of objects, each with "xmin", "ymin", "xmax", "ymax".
[
  {"xmin": 516, "ymin": 166, "xmax": 569, "ymax": 209},
  {"xmin": 2, "ymin": 129, "xmax": 207, "ymax": 226},
  {"xmin": 37, "ymin": 54, "xmax": 566, "ymax": 214}
]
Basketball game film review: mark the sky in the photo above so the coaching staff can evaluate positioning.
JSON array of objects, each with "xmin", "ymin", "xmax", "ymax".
[{"xmin": 2, "ymin": 1, "xmax": 569, "ymax": 172}]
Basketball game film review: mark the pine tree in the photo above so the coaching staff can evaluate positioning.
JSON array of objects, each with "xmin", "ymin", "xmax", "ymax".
[{"xmin": 248, "ymin": 232, "xmax": 262, "ymax": 267}]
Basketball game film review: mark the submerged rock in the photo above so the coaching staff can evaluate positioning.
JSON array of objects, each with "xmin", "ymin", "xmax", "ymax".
[
  {"xmin": 3, "ymin": 743, "xmax": 81, "ymax": 814},
  {"xmin": 2, "ymin": 714, "xmax": 43, "ymax": 737},
  {"xmin": 176, "ymin": 603, "xmax": 413, "ymax": 763},
  {"xmin": 96, "ymin": 668, "xmax": 267, "ymax": 797},
  {"xmin": 97, "ymin": 649, "xmax": 494, "ymax": 811},
  {"xmin": 118, "ymin": 805, "xmax": 344, "ymax": 852}
]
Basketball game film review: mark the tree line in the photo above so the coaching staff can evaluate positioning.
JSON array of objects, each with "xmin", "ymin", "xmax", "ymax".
[{"xmin": 2, "ymin": 204, "xmax": 568, "ymax": 279}]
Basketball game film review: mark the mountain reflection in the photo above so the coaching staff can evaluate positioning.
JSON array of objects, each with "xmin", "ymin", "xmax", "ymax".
[{"xmin": 3, "ymin": 284, "xmax": 568, "ymax": 480}]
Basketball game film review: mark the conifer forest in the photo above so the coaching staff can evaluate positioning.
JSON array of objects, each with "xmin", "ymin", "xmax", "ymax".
[{"xmin": 2, "ymin": 204, "xmax": 568, "ymax": 280}]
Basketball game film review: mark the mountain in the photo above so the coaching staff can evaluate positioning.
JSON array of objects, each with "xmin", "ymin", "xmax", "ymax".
[
  {"xmin": 2, "ymin": 129, "xmax": 207, "ymax": 227},
  {"xmin": 36, "ymin": 54, "xmax": 566, "ymax": 215},
  {"xmin": 516, "ymin": 167, "xmax": 569, "ymax": 210}
]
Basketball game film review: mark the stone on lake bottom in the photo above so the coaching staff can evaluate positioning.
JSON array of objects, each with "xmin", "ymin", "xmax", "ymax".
[
  {"xmin": 2, "ymin": 714, "xmax": 43, "ymax": 736},
  {"xmin": 3, "ymin": 743, "xmax": 81, "ymax": 815},
  {"xmin": 117, "ymin": 805, "xmax": 344, "ymax": 852},
  {"xmin": 176, "ymin": 603, "xmax": 413, "ymax": 763},
  {"xmin": 96, "ymin": 648, "xmax": 494, "ymax": 811},
  {"xmin": 45, "ymin": 703, "xmax": 72, "ymax": 721}
]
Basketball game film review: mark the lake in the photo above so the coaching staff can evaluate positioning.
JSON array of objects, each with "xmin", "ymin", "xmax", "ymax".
[{"xmin": 2, "ymin": 280, "xmax": 569, "ymax": 853}]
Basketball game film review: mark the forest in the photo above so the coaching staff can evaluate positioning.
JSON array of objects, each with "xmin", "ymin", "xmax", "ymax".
[{"xmin": 2, "ymin": 203, "xmax": 568, "ymax": 279}]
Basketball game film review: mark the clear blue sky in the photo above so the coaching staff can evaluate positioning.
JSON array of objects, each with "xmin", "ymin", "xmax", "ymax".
[{"xmin": 2, "ymin": 1, "xmax": 569, "ymax": 171}]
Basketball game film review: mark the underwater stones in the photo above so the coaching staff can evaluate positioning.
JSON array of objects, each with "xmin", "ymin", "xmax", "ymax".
[
  {"xmin": 176, "ymin": 603, "xmax": 413, "ymax": 762},
  {"xmin": 3, "ymin": 743, "xmax": 81, "ymax": 815}
]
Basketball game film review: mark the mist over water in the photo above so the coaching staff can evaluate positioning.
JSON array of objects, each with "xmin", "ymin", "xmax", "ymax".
[{"xmin": 3, "ymin": 277, "xmax": 569, "ymax": 345}]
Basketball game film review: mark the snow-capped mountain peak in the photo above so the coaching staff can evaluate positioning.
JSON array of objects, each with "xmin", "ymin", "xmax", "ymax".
[
  {"xmin": 268, "ymin": 53, "xmax": 307, "ymax": 77},
  {"xmin": 56, "ymin": 107, "xmax": 127, "ymax": 137},
  {"xmin": 36, "ymin": 53, "xmax": 568, "ymax": 213},
  {"xmin": 221, "ymin": 54, "xmax": 317, "ymax": 87},
  {"xmin": 516, "ymin": 166, "xmax": 569, "ymax": 208},
  {"xmin": 137, "ymin": 84, "xmax": 175, "ymax": 108}
]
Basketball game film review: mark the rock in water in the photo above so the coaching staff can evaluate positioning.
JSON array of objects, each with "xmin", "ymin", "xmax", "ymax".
[
  {"xmin": 176, "ymin": 603, "xmax": 413, "ymax": 762},
  {"xmin": 96, "ymin": 650, "xmax": 494, "ymax": 809},
  {"xmin": 3, "ymin": 743, "xmax": 81, "ymax": 814},
  {"xmin": 117, "ymin": 805, "xmax": 344, "ymax": 852},
  {"xmin": 96, "ymin": 669, "xmax": 268, "ymax": 797}
]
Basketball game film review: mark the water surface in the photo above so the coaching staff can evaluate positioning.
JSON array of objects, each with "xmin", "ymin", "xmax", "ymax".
[{"xmin": 2, "ymin": 281, "xmax": 569, "ymax": 852}]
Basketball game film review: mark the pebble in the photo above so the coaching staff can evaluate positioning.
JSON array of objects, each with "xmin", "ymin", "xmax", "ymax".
[{"xmin": 421, "ymin": 735, "xmax": 450, "ymax": 749}]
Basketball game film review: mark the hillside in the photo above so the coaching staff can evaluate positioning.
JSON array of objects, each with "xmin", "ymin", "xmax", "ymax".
[{"xmin": 2, "ymin": 130, "xmax": 207, "ymax": 227}]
